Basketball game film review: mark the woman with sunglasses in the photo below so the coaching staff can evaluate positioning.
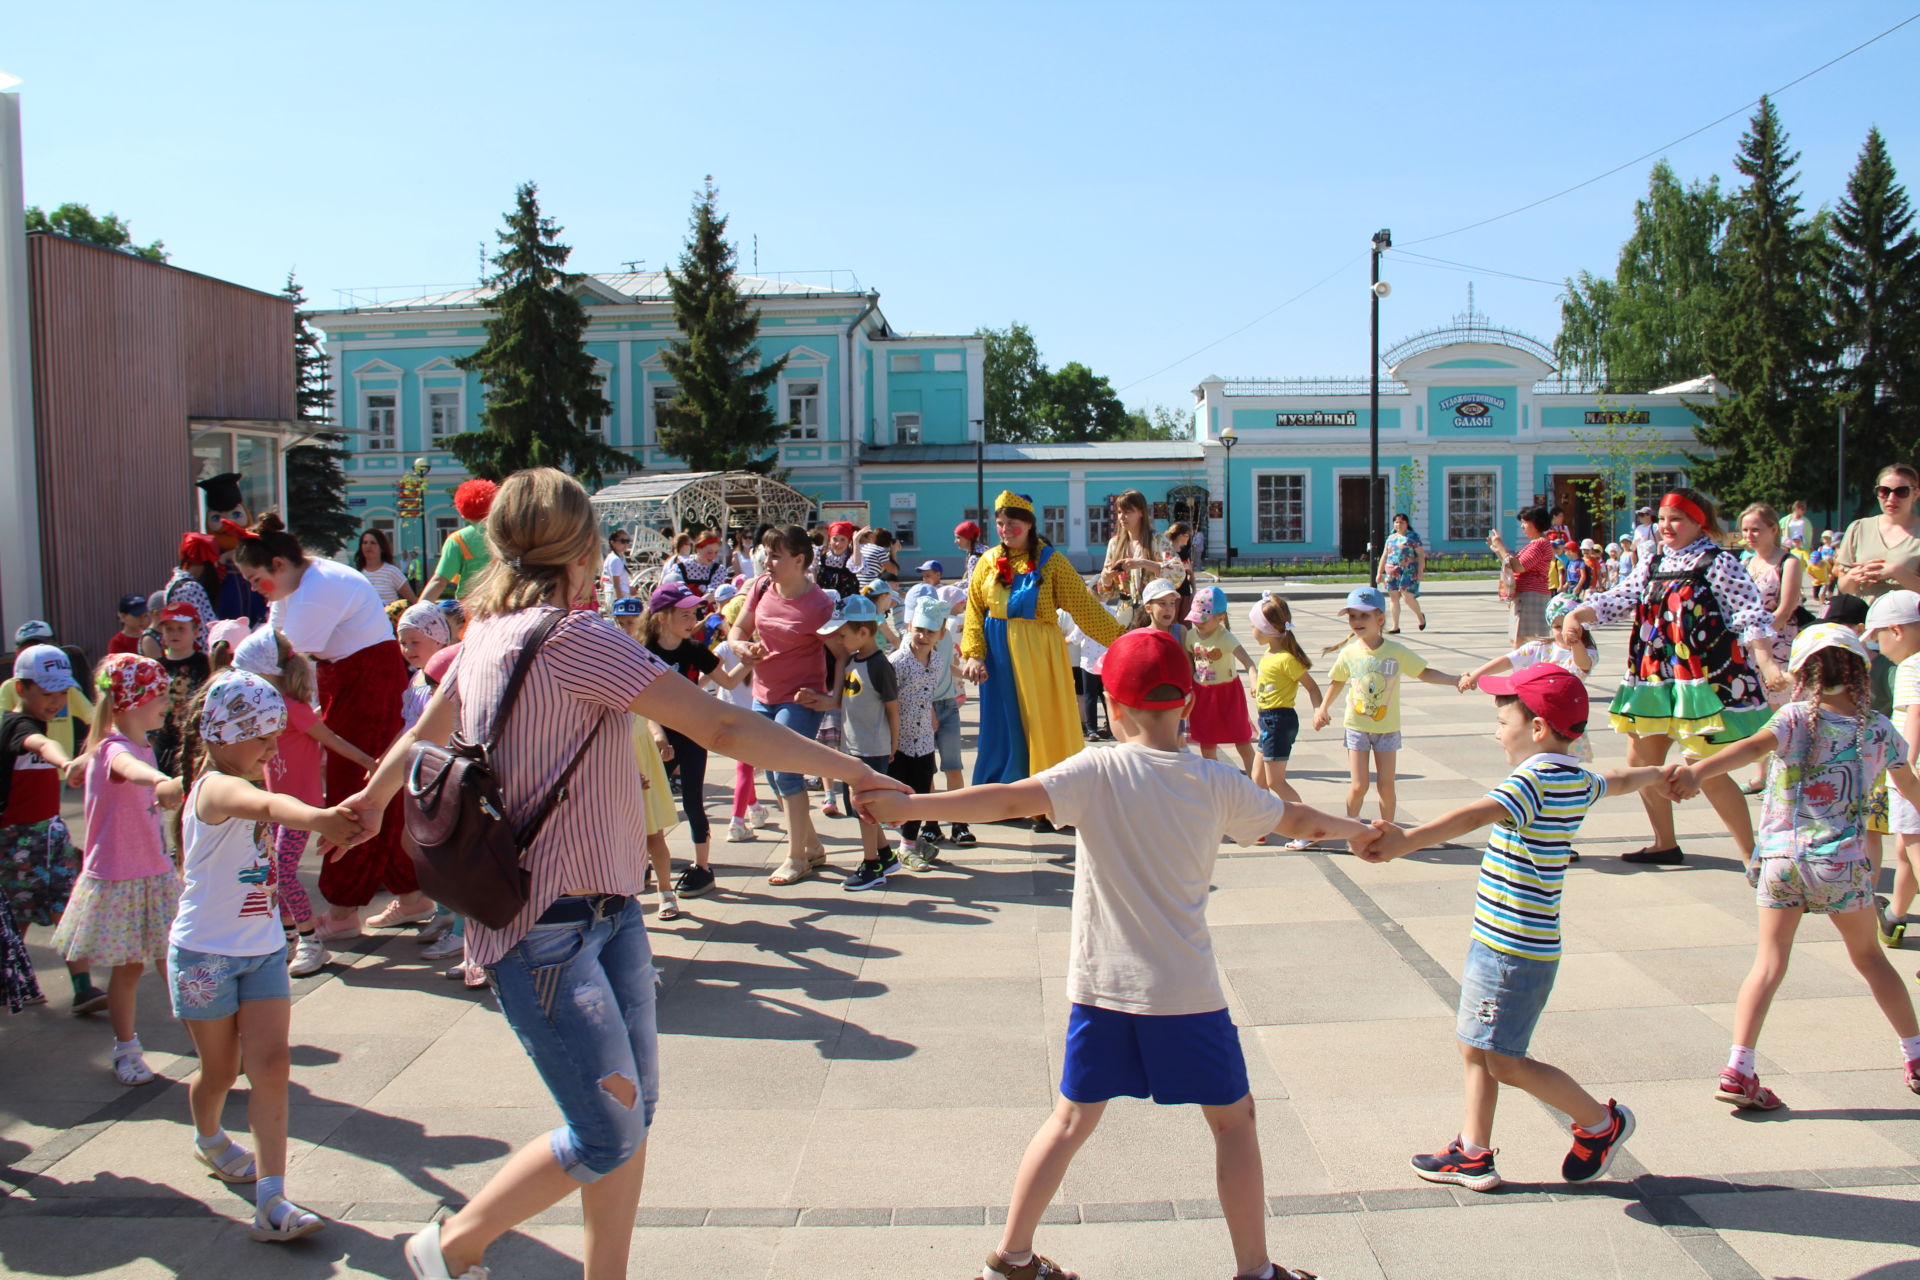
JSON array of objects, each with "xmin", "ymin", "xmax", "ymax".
[
  {"xmin": 600, "ymin": 529, "xmax": 634, "ymax": 612},
  {"xmin": 1836, "ymin": 463, "xmax": 1920, "ymax": 714}
]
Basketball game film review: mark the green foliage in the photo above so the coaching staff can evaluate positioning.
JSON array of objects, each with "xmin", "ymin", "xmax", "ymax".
[
  {"xmin": 657, "ymin": 179, "xmax": 789, "ymax": 474},
  {"xmin": 1555, "ymin": 162, "xmax": 1727, "ymax": 387},
  {"xmin": 280, "ymin": 273, "xmax": 356, "ymax": 556},
  {"xmin": 24, "ymin": 201, "xmax": 166, "ymax": 261},
  {"xmin": 1824, "ymin": 126, "xmax": 1920, "ymax": 512},
  {"xmin": 1392, "ymin": 457, "xmax": 1427, "ymax": 521},
  {"xmin": 1566, "ymin": 408, "xmax": 1669, "ymax": 541},
  {"xmin": 977, "ymin": 322, "xmax": 1044, "ymax": 443},
  {"xmin": 451, "ymin": 182, "xmax": 628, "ymax": 485},
  {"xmin": 1113, "ymin": 402, "xmax": 1195, "ymax": 442},
  {"xmin": 976, "ymin": 322, "xmax": 1143, "ymax": 444},
  {"xmin": 1690, "ymin": 97, "xmax": 1836, "ymax": 509},
  {"xmin": 1036, "ymin": 361, "xmax": 1130, "ymax": 442}
]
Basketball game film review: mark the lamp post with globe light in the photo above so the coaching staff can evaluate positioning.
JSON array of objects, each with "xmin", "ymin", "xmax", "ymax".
[{"xmin": 1369, "ymin": 229, "xmax": 1392, "ymax": 586}]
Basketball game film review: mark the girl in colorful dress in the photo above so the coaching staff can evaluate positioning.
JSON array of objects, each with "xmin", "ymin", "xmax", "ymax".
[
  {"xmin": 660, "ymin": 533, "xmax": 729, "ymax": 597},
  {"xmin": 232, "ymin": 628, "xmax": 377, "ymax": 978},
  {"xmin": 959, "ymin": 492, "xmax": 1123, "ymax": 829},
  {"xmin": 1378, "ymin": 513, "xmax": 1427, "ymax": 634},
  {"xmin": 1562, "ymin": 489, "xmax": 1787, "ymax": 867},
  {"xmin": 168, "ymin": 670, "xmax": 361, "ymax": 1242},
  {"xmin": 1671, "ymin": 625, "xmax": 1920, "ymax": 1107},
  {"xmin": 1183, "ymin": 584, "xmax": 1257, "ymax": 774},
  {"xmin": 162, "ymin": 532, "xmax": 222, "ymax": 653},
  {"xmin": 51, "ymin": 655, "xmax": 182, "ymax": 1083}
]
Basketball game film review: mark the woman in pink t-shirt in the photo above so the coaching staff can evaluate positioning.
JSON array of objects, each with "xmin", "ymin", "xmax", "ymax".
[
  {"xmin": 728, "ymin": 524, "xmax": 836, "ymax": 886},
  {"xmin": 50, "ymin": 655, "xmax": 184, "ymax": 1085}
]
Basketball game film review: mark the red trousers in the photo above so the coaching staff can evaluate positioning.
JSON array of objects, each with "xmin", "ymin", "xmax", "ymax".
[{"xmin": 314, "ymin": 639, "xmax": 415, "ymax": 908}]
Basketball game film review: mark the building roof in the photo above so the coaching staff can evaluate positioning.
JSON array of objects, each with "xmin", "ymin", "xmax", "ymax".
[
  {"xmin": 872, "ymin": 441, "xmax": 1205, "ymax": 464},
  {"xmin": 325, "ymin": 271, "xmax": 874, "ymax": 314}
]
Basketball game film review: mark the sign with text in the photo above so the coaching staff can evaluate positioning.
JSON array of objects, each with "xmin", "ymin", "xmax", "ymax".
[
  {"xmin": 1584, "ymin": 410, "xmax": 1650, "ymax": 425},
  {"xmin": 818, "ymin": 500, "xmax": 870, "ymax": 527},
  {"xmin": 1439, "ymin": 392, "xmax": 1507, "ymax": 428},
  {"xmin": 1275, "ymin": 411, "xmax": 1358, "ymax": 427}
]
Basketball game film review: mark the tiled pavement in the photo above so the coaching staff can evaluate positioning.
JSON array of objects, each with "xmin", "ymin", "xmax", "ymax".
[{"xmin": 4, "ymin": 582, "xmax": 1919, "ymax": 1278}]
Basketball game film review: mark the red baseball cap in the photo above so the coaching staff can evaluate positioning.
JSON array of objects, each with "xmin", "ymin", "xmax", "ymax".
[
  {"xmin": 1478, "ymin": 665, "xmax": 1589, "ymax": 740},
  {"xmin": 1101, "ymin": 627, "xmax": 1193, "ymax": 711},
  {"xmin": 157, "ymin": 602, "xmax": 199, "ymax": 625}
]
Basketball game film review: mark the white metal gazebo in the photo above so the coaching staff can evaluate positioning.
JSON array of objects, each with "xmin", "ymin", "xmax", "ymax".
[{"xmin": 589, "ymin": 469, "xmax": 815, "ymax": 592}]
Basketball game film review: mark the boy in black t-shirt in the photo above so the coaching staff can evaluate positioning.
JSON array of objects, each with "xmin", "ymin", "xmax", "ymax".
[{"xmin": 150, "ymin": 604, "xmax": 211, "ymax": 776}]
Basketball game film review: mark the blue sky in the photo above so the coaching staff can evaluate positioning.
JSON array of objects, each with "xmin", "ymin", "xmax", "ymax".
[{"xmin": 9, "ymin": 1, "xmax": 1917, "ymax": 412}]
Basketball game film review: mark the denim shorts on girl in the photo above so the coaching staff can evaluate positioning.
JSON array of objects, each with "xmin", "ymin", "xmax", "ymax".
[
  {"xmin": 167, "ymin": 944, "xmax": 291, "ymax": 1020},
  {"xmin": 1751, "ymin": 855, "xmax": 1873, "ymax": 914},
  {"xmin": 1257, "ymin": 708, "xmax": 1300, "ymax": 762},
  {"xmin": 753, "ymin": 700, "xmax": 824, "ymax": 798},
  {"xmin": 486, "ymin": 893, "xmax": 660, "ymax": 1183},
  {"xmin": 1061, "ymin": 1004, "xmax": 1249, "ymax": 1106},
  {"xmin": 1454, "ymin": 939, "xmax": 1558, "ymax": 1058}
]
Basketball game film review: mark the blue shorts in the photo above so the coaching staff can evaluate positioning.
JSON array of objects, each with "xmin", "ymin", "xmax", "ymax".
[
  {"xmin": 931, "ymin": 697, "xmax": 962, "ymax": 773},
  {"xmin": 1061, "ymin": 1004, "xmax": 1249, "ymax": 1106},
  {"xmin": 167, "ymin": 943, "xmax": 291, "ymax": 1020},
  {"xmin": 753, "ymin": 700, "xmax": 824, "ymax": 798},
  {"xmin": 1257, "ymin": 708, "xmax": 1300, "ymax": 761},
  {"xmin": 1454, "ymin": 938, "xmax": 1558, "ymax": 1058}
]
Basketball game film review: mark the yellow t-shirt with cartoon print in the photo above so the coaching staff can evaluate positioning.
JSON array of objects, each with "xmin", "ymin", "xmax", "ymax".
[{"xmin": 1329, "ymin": 638, "xmax": 1427, "ymax": 735}]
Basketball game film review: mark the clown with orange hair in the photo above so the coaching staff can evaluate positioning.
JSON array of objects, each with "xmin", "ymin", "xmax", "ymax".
[{"xmin": 420, "ymin": 478, "xmax": 499, "ymax": 603}]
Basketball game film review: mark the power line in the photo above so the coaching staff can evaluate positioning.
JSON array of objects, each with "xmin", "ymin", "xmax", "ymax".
[
  {"xmin": 1386, "ymin": 248, "xmax": 1566, "ymax": 289},
  {"xmin": 1403, "ymin": 10, "xmax": 1920, "ymax": 246},
  {"xmin": 1117, "ymin": 251, "xmax": 1367, "ymax": 393}
]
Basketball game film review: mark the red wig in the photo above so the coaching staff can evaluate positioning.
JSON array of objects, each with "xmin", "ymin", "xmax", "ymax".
[{"xmin": 453, "ymin": 478, "xmax": 498, "ymax": 523}]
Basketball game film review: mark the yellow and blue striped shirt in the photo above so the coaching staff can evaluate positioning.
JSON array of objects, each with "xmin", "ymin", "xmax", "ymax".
[{"xmin": 1473, "ymin": 754, "xmax": 1606, "ymax": 962}]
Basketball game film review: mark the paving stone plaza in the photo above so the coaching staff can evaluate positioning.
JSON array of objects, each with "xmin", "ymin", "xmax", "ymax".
[{"xmin": 3, "ymin": 584, "xmax": 1917, "ymax": 1280}]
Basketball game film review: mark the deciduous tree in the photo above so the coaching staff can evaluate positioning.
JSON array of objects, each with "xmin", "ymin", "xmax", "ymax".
[{"xmin": 24, "ymin": 201, "xmax": 166, "ymax": 260}]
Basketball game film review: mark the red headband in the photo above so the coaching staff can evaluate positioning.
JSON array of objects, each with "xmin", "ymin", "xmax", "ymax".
[
  {"xmin": 1659, "ymin": 492, "xmax": 1708, "ymax": 527},
  {"xmin": 694, "ymin": 535, "xmax": 720, "ymax": 549}
]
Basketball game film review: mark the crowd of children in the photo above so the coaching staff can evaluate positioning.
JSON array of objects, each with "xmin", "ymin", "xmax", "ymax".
[{"xmin": 6, "ymin": 492, "xmax": 1920, "ymax": 1280}]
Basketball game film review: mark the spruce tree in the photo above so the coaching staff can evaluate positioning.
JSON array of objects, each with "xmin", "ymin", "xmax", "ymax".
[
  {"xmin": 1690, "ymin": 97, "xmax": 1834, "ymax": 509},
  {"xmin": 658, "ymin": 179, "xmax": 788, "ymax": 473},
  {"xmin": 452, "ymin": 182, "xmax": 627, "ymax": 484},
  {"xmin": 1826, "ymin": 126, "xmax": 1920, "ymax": 515},
  {"xmin": 281, "ymin": 273, "xmax": 357, "ymax": 555}
]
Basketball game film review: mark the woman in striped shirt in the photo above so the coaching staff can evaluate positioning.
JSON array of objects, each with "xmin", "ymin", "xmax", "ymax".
[{"xmin": 340, "ymin": 468, "xmax": 904, "ymax": 1280}]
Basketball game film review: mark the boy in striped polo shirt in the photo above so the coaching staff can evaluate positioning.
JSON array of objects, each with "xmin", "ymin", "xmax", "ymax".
[{"xmin": 1362, "ymin": 664, "xmax": 1674, "ymax": 1192}]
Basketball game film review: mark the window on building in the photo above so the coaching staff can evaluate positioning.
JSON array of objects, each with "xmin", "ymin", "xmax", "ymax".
[
  {"xmin": 364, "ymin": 391, "xmax": 397, "ymax": 451},
  {"xmin": 893, "ymin": 412, "xmax": 922, "ymax": 445},
  {"xmin": 1256, "ymin": 474, "xmax": 1307, "ymax": 543},
  {"xmin": 1635, "ymin": 470, "xmax": 1682, "ymax": 511},
  {"xmin": 1086, "ymin": 504, "xmax": 1114, "ymax": 545},
  {"xmin": 963, "ymin": 507, "xmax": 986, "ymax": 529},
  {"xmin": 787, "ymin": 381, "xmax": 821, "ymax": 440},
  {"xmin": 1446, "ymin": 471, "xmax": 1498, "ymax": 541},
  {"xmin": 590, "ymin": 371, "xmax": 611, "ymax": 440},
  {"xmin": 890, "ymin": 352, "xmax": 922, "ymax": 373},
  {"xmin": 649, "ymin": 384, "xmax": 676, "ymax": 441},
  {"xmin": 426, "ymin": 388, "xmax": 462, "ymax": 444},
  {"xmin": 1042, "ymin": 505, "xmax": 1068, "ymax": 546},
  {"xmin": 891, "ymin": 505, "xmax": 917, "ymax": 549},
  {"xmin": 934, "ymin": 352, "xmax": 963, "ymax": 372}
]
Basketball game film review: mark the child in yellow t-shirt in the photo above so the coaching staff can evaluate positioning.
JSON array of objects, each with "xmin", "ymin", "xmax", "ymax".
[{"xmin": 1248, "ymin": 598, "xmax": 1324, "ymax": 850}]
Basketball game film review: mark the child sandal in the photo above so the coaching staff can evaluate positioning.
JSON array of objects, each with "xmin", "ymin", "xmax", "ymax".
[
  {"xmin": 194, "ymin": 1137, "xmax": 257, "ymax": 1183},
  {"xmin": 250, "ymin": 1193, "xmax": 325, "ymax": 1242}
]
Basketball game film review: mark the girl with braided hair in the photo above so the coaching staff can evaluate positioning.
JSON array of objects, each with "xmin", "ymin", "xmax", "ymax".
[{"xmin": 1671, "ymin": 624, "xmax": 1920, "ymax": 1111}]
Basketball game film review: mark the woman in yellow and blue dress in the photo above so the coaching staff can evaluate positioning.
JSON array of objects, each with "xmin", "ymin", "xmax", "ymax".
[{"xmin": 959, "ymin": 493, "xmax": 1123, "ymax": 823}]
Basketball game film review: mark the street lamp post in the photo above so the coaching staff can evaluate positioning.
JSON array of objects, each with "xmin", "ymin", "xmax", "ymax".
[
  {"xmin": 973, "ymin": 420, "xmax": 985, "ymax": 526},
  {"xmin": 1369, "ymin": 229, "xmax": 1392, "ymax": 587},
  {"xmin": 1219, "ymin": 424, "xmax": 1238, "ymax": 572},
  {"xmin": 410, "ymin": 456, "xmax": 431, "ymax": 584}
]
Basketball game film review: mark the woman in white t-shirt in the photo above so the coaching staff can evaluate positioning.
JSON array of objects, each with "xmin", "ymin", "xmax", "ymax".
[
  {"xmin": 353, "ymin": 529, "xmax": 416, "ymax": 606},
  {"xmin": 234, "ymin": 513, "xmax": 426, "ymax": 937},
  {"xmin": 601, "ymin": 529, "xmax": 634, "ymax": 607}
]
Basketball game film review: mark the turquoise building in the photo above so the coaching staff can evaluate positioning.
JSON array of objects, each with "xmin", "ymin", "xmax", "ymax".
[{"xmin": 313, "ymin": 285, "xmax": 1706, "ymax": 572}]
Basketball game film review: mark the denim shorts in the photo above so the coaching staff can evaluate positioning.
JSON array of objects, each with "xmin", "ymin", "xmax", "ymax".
[
  {"xmin": 931, "ymin": 697, "xmax": 962, "ymax": 773},
  {"xmin": 1061, "ymin": 1003, "xmax": 1249, "ymax": 1106},
  {"xmin": 1344, "ymin": 729, "xmax": 1404, "ymax": 753},
  {"xmin": 1454, "ymin": 938, "xmax": 1557, "ymax": 1058},
  {"xmin": 487, "ymin": 894, "xmax": 660, "ymax": 1183},
  {"xmin": 1257, "ymin": 708, "xmax": 1300, "ymax": 762},
  {"xmin": 167, "ymin": 943, "xmax": 291, "ymax": 1020},
  {"xmin": 753, "ymin": 700, "xmax": 825, "ymax": 799}
]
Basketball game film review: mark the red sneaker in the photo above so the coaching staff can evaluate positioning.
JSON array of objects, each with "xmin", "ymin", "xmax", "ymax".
[
  {"xmin": 1715, "ymin": 1068, "xmax": 1784, "ymax": 1110},
  {"xmin": 1905, "ymin": 1057, "xmax": 1920, "ymax": 1096}
]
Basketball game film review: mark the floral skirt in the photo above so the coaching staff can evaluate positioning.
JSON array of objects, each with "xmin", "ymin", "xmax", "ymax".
[
  {"xmin": 50, "ymin": 872, "xmax": 182, "ymax": 966},
  {"xmin": 0, "ymin": 896, "xmax": 40, "ymax": 1013}
]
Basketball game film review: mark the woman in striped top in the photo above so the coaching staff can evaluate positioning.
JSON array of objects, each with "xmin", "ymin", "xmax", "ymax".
[{"xmin": 341, "ymin": 468, "xmax": 905, "ymax": 1280}]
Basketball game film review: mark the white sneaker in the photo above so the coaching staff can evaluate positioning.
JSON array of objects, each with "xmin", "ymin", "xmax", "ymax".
[
  {"xmin": 421, "ymin": 933, "xmax": 464, "ymax": 961},
  {"xmin": 287, "ymin": 934, "xmax": 329, "ymax": 978},
  {"xmin": 727, "ymin": 818, "xmax": 754, "ymax": 843},
  {"xmin": 749, "ymin": 804, "xmax": 773, "ymax": 828},
  {"xmin": 404, "ymin": 1221, "xmax": 489, "ymax": 1279}
]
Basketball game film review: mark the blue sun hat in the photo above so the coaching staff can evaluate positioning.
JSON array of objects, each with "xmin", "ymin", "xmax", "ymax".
[{"xmin": 1340, "ymin": 586, "xmax": 1385, "ymax": 614}]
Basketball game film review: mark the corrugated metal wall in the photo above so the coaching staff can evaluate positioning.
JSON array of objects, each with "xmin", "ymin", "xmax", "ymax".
[{"xmin": 27, "ymin": 235, "xmax": 292, "ymax": 662}]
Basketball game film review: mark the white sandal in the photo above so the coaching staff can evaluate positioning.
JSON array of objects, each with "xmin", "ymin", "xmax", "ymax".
[
  {"xmin": 194, "ymin": 1137, "xmax": 256, "ymax": 1183},
  {"xmin": 250, "ymin": 1193, "xmax": 325, "ymax": 1242},
  {"xmin": 112, "ymin": 1049, "xmax": 154, "ymax": 1086}
]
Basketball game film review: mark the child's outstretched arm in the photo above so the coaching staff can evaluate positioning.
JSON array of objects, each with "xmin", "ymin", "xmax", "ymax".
[
  {"xmin": 1416, "ymin": 666, "xmax": 1459, "ymax": 688},
  {"xmin": 196, "ymin": 772, "xmax": 363, "ymax": 848},
  {"xmin": 1459, "ymin": 654, "xmax": 1513, "ymax": 692},
  {"xmin": 1360, "ymin": 797, "xmax": 1508, "ymax": 863},
  {"xmin": 1597, "ymin": 763, "xmax": 1680, "ymax": 800},
  {"xmin": 1671, "ymin": 729, "xmax": 1781, "ymax": 799},
  {"xmin": 1273, "ymin": 802, "xmax": 1380, "ymax": 856},
  {"xmin": 307, "ymin": 716, "xmax": 378, "ymax": 772},
  {"xmin": 1231, "ymin": 643, "xmax": 1257, "ymax": 675},
  {"xmin": 1311, "ymin": 681, "xmax": 1344, "ymax": 730},
  {"xmin": 22, "ymin": 732, "xmax": 69, "ymax": 771},
  {"xmin": 857, "ymin": 778, "xmax": 1050, "ymax": 827}
]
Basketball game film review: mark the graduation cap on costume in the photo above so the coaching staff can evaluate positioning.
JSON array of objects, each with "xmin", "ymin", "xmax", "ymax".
[{"xmin": 197, "ymin": 472, "xmax": 245, "ymax": 513}]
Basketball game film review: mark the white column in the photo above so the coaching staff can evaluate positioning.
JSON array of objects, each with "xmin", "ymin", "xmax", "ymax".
[{"xmin": 0, "ymin": 92, "xmax": 43, "ymax": 630}]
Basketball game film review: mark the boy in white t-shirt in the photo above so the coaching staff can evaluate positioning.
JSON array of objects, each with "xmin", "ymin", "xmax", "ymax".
[{"xmin": 860, "ymin": 628, "xmax": 1373, "ymax": 1280}]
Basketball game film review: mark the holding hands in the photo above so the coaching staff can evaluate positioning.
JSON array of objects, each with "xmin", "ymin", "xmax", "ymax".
[
  {"xmin": 311, "ymin": 804, "xmax": 366, "ymax": 851},
  {"xmin": 155, "ymin": 777, "xmax": 184, "ymax": 810}
]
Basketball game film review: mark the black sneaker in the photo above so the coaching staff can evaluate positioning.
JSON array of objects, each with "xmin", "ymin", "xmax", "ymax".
[
  {"xmin": 1410, "ymin": 1138, "xmax": 1501, "ymax": 1192},
  {"xmin": 71, "ymin": 986, "xmax": 109, "ymax": 1017},
  {"xmin": 951, "ymin": 824, "xmax": 977, "ymax": 847},
  {"xmin": 843, "ymin": 851, "xmax": 898, "ymax": 892},
  {"xmin": 1562, "ymin": 1100, "xmax": 1635, "ymax": 1183},
  {"xmin": 920, "ymin": 821, "xmax": 944, "ymax": 845},
  {"xmin": 675, "ymin": 864, "xmax": 716, "ymax": 898}
]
